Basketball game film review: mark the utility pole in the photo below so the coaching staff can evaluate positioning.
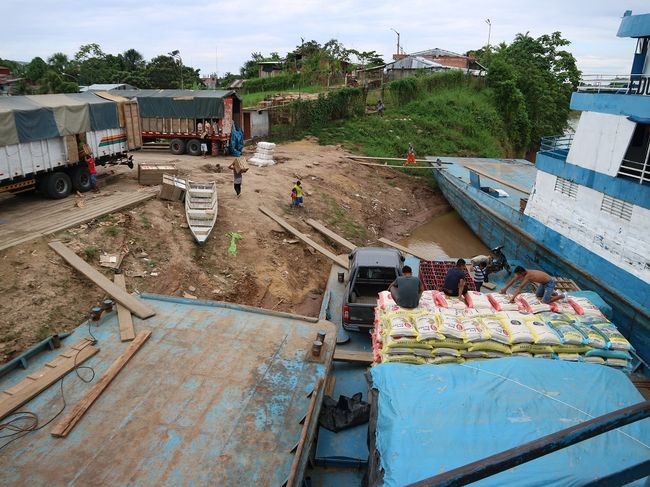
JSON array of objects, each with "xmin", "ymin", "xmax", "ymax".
[
  {"xmin": 390, "ymin": 28, "xmax": 400, "ymax": 57},
  {"xmin": 485, "ymin": 19, "xmax": 492, "ymax": 50}
]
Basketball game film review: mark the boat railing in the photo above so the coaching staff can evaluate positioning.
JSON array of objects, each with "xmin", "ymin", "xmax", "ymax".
[
  {"xmin": 577, "ymin": 73, "xmax": 650, "ymax": 96},
  {"xmin": 539, "ymin": 134, "xmax": 573, "ymax": 157},
  {"xmin": 618, "ymin": 158, "xmax": 650, "ymax": 185}
]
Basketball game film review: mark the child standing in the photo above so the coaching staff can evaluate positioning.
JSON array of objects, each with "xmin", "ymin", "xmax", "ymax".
[
  {"xmin": 85, "ymin": 154, "xmax": 98, "ymax": 192},
  {"xmin": 405, "ymin": 143, "xmax": 416, "ymax": 166},
  {"xmin": 290, "ymin": 180, "xmax": 303, "ymax": 207}
]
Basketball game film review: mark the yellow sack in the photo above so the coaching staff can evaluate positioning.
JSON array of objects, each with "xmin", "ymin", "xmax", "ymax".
[
  {"xmin": 512, "ymin": 343, "xmax": 554, "ymax": 354},
  {"xmin": 426, "ymin": 337, "xmax": 470, "ymax": 350},
  {"xmin": 468, "ymin": 341, "xmax": 512, "ymax": 355}
]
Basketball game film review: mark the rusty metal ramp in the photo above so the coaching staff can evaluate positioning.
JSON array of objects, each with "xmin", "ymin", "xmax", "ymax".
[{"xmin": 0, "ymin": 294, "xmax": 335, "ymax": 486}]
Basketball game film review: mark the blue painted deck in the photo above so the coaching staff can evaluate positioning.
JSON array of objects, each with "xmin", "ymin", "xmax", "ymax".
[
  {"xmin": 429, "ymin": 158, "xmax": 650, "ymax": 363},
  {"xmin": 0, "ymin": 294, "xmax": 335, "ymax": 486}
]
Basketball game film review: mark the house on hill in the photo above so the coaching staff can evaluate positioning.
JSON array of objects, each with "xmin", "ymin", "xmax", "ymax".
[
  {"xmin": 392, "ymin": 48, "xmax": 486, "ymax": 75},
  {"xmin": 258, "ymin": 60, "xmax": 284, "ymax": 78}
]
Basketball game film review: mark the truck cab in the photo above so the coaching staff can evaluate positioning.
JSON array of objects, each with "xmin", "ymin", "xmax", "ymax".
[{"xmin": 342, "ymin": 247, "xmax": 405, "ymax": 331}]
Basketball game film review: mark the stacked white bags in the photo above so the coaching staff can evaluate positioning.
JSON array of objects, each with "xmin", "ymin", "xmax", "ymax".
[{"xmin": 248, "ymin": 141, "xmax": 276, "ymax": 167}]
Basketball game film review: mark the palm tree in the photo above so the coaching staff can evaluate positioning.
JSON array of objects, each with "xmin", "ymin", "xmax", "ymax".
[{"xmin": 47, "ymin": 52, "xmax": 70, "ymax": 74}]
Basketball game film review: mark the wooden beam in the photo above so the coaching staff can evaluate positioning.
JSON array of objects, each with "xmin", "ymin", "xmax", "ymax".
[
  {"xmin": 378, "ymin": 237, "xmax": 434, "ymax": 262},
  {"xmin": 461, "ymin": 164, "xmax": 530, "ymax": 195},
  {"xmin": 258, "ymin": 208, "xmax": 349, "ymax": 270},
  {"xmin": 49, "ymin": 241, "xmax": 156, "ymax": 319},
  {"xmin": 114, "ymin": 273, "xmax": 136, "ymax": 342},
  {"xmin": 0, "ymin": 339, "xmax": 99, "ymax": 420},
  {"xmin": 51, "ymin": 330, "xmax": 151, "ymax": 438},
  {"xmin": 306, "ymin": 219, "xmax": 356, "ymax": 251},
  {"xmin": 333, "ymin": 349, "xmax": 374, "ymax": 364},
  {"xmin": 348, "ymin": 155, "xmax": 445, "ymax": 164},
  {"xmin": 286, "ymin": 377, "xmax": 324, "ymax": 487}
]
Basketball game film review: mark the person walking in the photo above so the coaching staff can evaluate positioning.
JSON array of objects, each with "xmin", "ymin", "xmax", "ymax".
[
  {"xmin": 472, "ymin": 260, "xmax": 487, "ymax": 291},
  {"xmin": 405, "ymin": 143, "xmax": 416, "ymax": 166},
  {"xmin": 228, "ymin": 160, "xmax": 243, "ymax": 197}
]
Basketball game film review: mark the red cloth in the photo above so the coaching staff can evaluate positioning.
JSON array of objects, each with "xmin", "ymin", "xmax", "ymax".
[{"xmin": 86, "ymin": 156, "xmax": 97, "ymax": 174}]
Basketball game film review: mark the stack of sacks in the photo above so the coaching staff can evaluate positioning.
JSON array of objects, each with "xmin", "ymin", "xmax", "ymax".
[
  {"xmin": 248, "ymin": 141, "xmax": 276, "ymax": 167},
  {"xmin": 433, "ymin": 291, "xmax": 468, "ymax": 310},
  {"xmin": 568, "ymin": 296, "xmax": 605, "ymax": 317},
  {"xmin": 372, "ymin": 292, "xmax": 633, "ymax": 369}
]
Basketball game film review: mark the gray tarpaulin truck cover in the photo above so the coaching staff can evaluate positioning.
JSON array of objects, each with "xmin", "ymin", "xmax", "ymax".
[
  {"xmin": 115, "ymin": 89, "xmax": 240, "ymax": 119},
  {"xmin": 0, "ymin": 92, "xmax": 120, "ymax": 147}
]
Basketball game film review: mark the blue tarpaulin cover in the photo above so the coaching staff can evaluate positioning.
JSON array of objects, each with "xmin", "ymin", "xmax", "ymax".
[{"xmin": 370, "ymin": 358, "xmax": 650, "ymax": 486}]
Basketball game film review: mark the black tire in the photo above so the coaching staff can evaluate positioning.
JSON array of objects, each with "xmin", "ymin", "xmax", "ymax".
[
  {"xmin": 36, "ymin": 173, "xmax": 50, "ymax": 195},
  {"xmin": 71, "ymin": 165, "xmax": 92, "ymax": 192},
  {"xmin": 46, "ymin": 172, "xmax": 72, "ymax": 199},
  {"xmin": 170, "ymin": 138, "xmax": 186, "ymax": 155},
  {"xmin": 186, "ymin": 138, "xmax": 202, "ymax": 156}
]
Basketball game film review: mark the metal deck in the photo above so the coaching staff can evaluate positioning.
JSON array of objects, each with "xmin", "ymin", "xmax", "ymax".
[{"xmin": 0, "ymin": 294, "xmax": 335, "ymax": 486}]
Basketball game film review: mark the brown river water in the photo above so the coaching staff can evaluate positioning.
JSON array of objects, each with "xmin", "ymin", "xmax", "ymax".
[{"xmin": 399, "ymin": 210, "xmax": 489, "ymax": 259}]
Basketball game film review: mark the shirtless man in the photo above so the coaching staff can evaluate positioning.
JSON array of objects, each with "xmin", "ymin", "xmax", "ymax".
[{"xmin": 500, "ymin": 266, "xmax": 565, "ymax": 304}]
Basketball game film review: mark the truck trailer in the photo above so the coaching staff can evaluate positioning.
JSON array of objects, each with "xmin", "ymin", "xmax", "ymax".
[
  {"xmin": 0, "ymin": 92, "xmax": 141, "ymax": 199},
  {"xmin": 114, "ymin": 89, "xmax": 242, "ymax": 156}
]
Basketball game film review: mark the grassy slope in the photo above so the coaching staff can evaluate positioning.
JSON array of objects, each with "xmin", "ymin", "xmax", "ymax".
[{"xmin": 314, "ymin": 87, "xmax": 510, "ymax": 160}]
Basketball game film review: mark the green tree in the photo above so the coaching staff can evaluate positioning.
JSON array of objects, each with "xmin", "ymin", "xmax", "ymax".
[
  {"xmin": 25, "ymin": 57, "xmax": 48, "ymax": 81},
  {"xmin": 120, "ymin": 49, "xmax": 146, "ymax": 72},
  {"xmin": 486, "ymin": 31, "xmax": 580, "ymax": 153},
  {"xmin": 240, "ymin": 52, "xmax": 264, "ymax": 79}
]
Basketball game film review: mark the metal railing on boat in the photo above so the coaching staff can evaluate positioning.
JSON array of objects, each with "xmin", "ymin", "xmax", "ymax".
[
  {"xmin": 539, "ymin": 134, "xmax": 573, "ymax": 157},
  {"xmin": 577, "ymin": 73, "xmax": 650, "ymax": 96},
  {"xmin": 618, "ymin": 158, "xmax": 650, "ymax": 185}
]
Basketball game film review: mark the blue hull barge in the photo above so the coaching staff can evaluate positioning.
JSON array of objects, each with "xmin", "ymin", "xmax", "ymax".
[
  {"xmin": 0, "ymin": 294, "xmax": 335, "ymax": 486},
  {"xmin": 430, "ymin": 10, "xmax": 650, "ymax": 362}
]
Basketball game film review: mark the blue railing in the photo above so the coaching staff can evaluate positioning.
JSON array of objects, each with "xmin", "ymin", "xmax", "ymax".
[
  {"xmin": 577, "ymin": 74, "xmax": 650, "ymax": 96},
  {"xmin": 540, "ymin": 134, "xmax": 573, "ymax": 155}
]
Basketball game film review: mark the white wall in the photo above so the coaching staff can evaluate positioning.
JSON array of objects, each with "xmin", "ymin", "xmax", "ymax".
[
  {"xmin": 525, "ymin": 171, "xmax": 650, "ymax": 283},
  {"xmin": 567, "ymin": 112, "xmax": 636, "ymax": 176},
  {"xmin": 0, "ymin": 137, "xmax": 66, "ymax": 182},
  {"xmin": 250, "ymin": 111, "xmax": 270, "ymax": 139}
]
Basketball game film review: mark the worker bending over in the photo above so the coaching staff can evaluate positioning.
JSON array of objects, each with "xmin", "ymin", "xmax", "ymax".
[{"xmin": 500, "ymin": 266, "xmax": 566, "ymax": 304}]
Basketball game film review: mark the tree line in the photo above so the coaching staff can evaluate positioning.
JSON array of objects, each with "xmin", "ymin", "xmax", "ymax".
[{"xmin": 0, "ymin": 43, "xmax": 201, "ymax": 94}]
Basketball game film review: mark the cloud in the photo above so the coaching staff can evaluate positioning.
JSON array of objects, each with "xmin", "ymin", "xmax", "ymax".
[{"xmin": 1, "ymin": 0, "xmax": 647, "ymax": 75}]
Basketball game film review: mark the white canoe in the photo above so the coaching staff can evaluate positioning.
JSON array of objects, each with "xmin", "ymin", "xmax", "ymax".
[{"xmin": 185, "ymin": 180, "xmax": 218, "ymax": 244}]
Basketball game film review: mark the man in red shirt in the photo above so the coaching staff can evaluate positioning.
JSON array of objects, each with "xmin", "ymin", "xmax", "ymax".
[{"xmin": 85, "ymin": 155, "xmax": 98, "ymax": 192}]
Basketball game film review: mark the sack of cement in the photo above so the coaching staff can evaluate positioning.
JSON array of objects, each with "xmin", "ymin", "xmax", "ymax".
[
  {"xmin": 257, "ymin": 141, "xmax": 276, "ymax": 150},
  {"xmin": 248, "ymin": 157, "xmax": 275, "ymax": 167}
]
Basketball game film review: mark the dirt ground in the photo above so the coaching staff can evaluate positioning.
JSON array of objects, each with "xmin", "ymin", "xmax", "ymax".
[{"xmin": 0, "ymin": 137, "xmax": 449, "ymax": 363}]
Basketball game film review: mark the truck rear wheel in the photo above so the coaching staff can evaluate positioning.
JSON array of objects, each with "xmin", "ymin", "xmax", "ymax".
[
  {"xmin": 186, "ymin": 139, "xmax": 202, "ymax": 156},
  {"xmin": 71, "ymin": 166, "xmax": 92, "ymax": 192},
  {"xmin": 46, "ymin": 172, "xmax": 72, "ymax": 199},
  {"xmin": 170, "ymin": 138, "xmax": 186, "ymax": 155}
]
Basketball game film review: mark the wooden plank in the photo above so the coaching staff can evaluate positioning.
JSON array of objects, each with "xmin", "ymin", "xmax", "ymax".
[
  {"xmin": 114, "ymin": 273, "xmax": 136, "ymax": 341},
  {"xmin": 0, "ymin": 339, "xmax": 99, "ymax": 420},
  {"xmin": 333, "ymin": 349, "xmax": 373, "ymax": 364},
  {"xmin": 482, "ymin": 281, "xmax": 497, "ymax": 290},
  {"xmin": 306, "ymin": 219, "xmax": 356, "ymax": 251},
  {"xmin": 48, "ymin": 241, "xmax": 156, "ymax": 319},
  {"xmin": 462, "ymin": 164, "xmax": 531, "ymax": 195},
  {"xmin": 325, "ymin": 376, "xmax": 336, "ymax": 397},
  {"xmin": 51, "ymin": 331, "xmax": 151, "ymax": 438},
  {"xmin": 378, "ymin": 237, "xmax": 435, "ymax": 262},
  {"xmin": 286, "ymin": 377, "xmax": 324, "ymax": 487},
  {"xmin": 348, "ymin": 155, "xmax": 442, "ymax": 164},
  {"xmin": 258, "ymin": 208, "xmax": 349, "ymax": 270}
]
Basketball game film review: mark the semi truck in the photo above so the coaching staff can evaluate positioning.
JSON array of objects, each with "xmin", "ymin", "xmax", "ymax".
[
  {"xmin": 0, "ymin": 92, "xmax": 141, "ymax": 199},
  {"xmin": 114, "ymin": 89, "xmax": 242, "ymax": 156}
]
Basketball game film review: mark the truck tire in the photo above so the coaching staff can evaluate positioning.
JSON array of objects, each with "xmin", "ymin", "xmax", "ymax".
[
  {"xmin": 170, "ymin": 138, "xmax": 186, "ymax": 155},
  {"xmin": 186, "ymin": 139, "xmax": 202, "ymax": 156},
  {"xmin": 46, "ymin": 172, "xmax": 72, "ymax": 199},
  {"xmin": 71, "ymin": 165, "xmax": 92, "ymax": 193}
]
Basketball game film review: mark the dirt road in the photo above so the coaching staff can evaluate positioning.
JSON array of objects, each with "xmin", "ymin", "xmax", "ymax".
[{"xmin": 0, "ymin": 137, "xmax": 449, "ymax": 363}]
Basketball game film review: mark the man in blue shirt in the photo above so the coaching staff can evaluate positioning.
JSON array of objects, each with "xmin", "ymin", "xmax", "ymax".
[
  {"xmin": 388, "ymin": 265, "xmax": 424, "ymax": 308},
  {"xmin": 443, "ymin": 259, "xmax": 468, "ymax": 297}
]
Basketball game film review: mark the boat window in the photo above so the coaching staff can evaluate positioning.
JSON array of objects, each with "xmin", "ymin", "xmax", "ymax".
[
  {"xmin": 554, "ymin": 177, "xmax": 578, "ymax": 199},
  {"xmin": 601, "ymin": 195, "xmax": 633, "ymax": 221},
  {"xmin": 619, "ymin": 123, "xmax": 650, "ymax": 185}
]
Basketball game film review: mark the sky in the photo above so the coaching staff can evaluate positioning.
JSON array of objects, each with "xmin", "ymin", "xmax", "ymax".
[{"xmin": 1, "ymin": 1, "xmax": 648, "ymax": 77}]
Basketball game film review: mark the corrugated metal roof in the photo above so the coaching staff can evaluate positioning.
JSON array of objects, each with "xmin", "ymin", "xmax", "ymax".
[
  {"xmin": 409, "ymin": 48, "xmax": 468, "ymax": 58},
  {"xmin": 80, "ymin": 83, "xmax": 138, "ymax": 92},
  {"xmin": 386, "ymin": 56, "xmax": 446, "ymax": 70}
]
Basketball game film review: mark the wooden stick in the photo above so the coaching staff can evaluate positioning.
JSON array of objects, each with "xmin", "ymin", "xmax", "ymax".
[
  {"xmin": 0, "ymin": 339, "xmax": 99, "ymax": 421},
  {"xmin": 306, "ymin": 219, "xmax": 356, "ymax": 251},
  {"xmin": 333, "ymin": 349, "xmax": 374, "ymax": 364},
  {"xmin": 286, "ymin": 377, "xmax": 324, "ymax": 487},
  {"xmin": 461, "ymin": 164, "xmax": 530, "ymax": 195},
  {"xmin": 348, "ymin": 155, "xmax": 444, "ymax": 164},
  {"xmin": 49, "ymin": 241, "xmax": 156, "ymax": 319},
  {"xmin": 348, "ymin": 159, "xmax": 435, "ymax": 169},
  {"xmin": 378, "ymin": 237, "xmax": 435, "ymax": 261},
  {"xmin": 51, "ymin": 330, "xmax": 151, "ymax": 438},
  {"xmin": 114, "ymin": 274, "xmax": 135, "ymax": 341},
  {"xmin": 258, "ymin": 208, "xmax": 349, "ymax": 269}
]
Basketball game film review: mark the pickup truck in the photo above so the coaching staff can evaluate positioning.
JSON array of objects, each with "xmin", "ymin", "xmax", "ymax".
[{"xmin": 342, "ymin": 247, "xmax": 405, "ymax": 331}]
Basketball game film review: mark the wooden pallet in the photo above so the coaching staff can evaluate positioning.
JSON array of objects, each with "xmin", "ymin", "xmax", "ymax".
[{"xmin": 0, "ymin": 339, "xmax": 99, "ymax": 420}]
